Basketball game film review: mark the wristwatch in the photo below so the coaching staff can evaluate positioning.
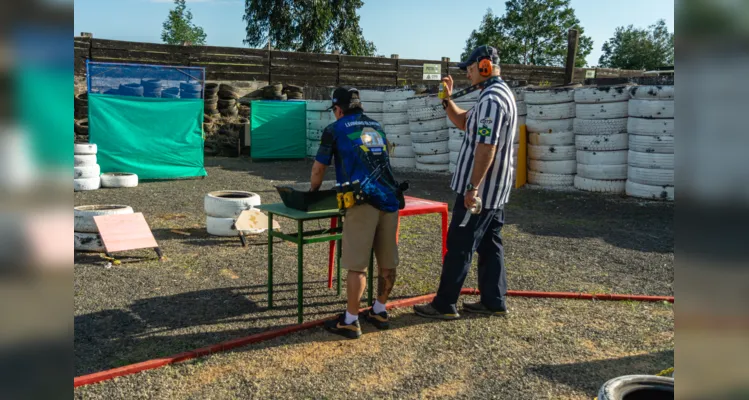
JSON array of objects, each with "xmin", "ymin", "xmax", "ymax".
[{"xmin": 466, "ymin": 183, "xmax": 478, "ymax": 192}]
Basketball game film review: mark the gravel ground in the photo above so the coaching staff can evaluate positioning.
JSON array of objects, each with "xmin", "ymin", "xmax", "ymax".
[{"xmin": 74, "ymin": 157, "xmax": 673, "ymax": 398}]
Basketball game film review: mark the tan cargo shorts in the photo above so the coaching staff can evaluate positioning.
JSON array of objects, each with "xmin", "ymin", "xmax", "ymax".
[{"xmin": 341, "ymin": 203, "xmax": 399, "ymax": 272}]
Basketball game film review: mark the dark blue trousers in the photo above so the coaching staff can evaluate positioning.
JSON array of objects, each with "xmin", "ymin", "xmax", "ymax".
[{"xmin": 432, "ymin": 193, "xmax": 507, "ymax": 313}]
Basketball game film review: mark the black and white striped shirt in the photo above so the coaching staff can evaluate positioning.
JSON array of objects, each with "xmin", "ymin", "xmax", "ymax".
[{"xmin": 450, "ymin": 79, "xmax": 517, "ymax": 209}]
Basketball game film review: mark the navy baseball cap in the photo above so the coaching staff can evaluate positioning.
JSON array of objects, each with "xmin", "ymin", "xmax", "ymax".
[
  {"xmin": 328, "ymin": 86, "xmax": 362, "ymax": 110},
  {"xmin": 458, "ymin": 45, "xmax": 500, "ymax": 71}
]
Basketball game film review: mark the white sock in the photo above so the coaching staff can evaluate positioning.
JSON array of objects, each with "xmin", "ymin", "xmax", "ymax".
[
  {"xmin": 373, "ymin": 300, "xmax": 386, "ymax": 314},
  {"xmin": 344, "ymin": 311, "xmax": 358, "ymax": 324}
]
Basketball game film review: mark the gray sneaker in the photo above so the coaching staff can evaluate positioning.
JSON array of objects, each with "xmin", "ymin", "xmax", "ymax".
[
  {"xmin": 462, "ymin": 301, "xmax": 507, "ymax": 316},
  {"xmin": 413, "ymin": 303, "xmax": 460, "ymax": 320}
]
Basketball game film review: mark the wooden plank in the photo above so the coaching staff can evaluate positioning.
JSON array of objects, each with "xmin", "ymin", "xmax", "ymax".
[
  {"xmin": 192, "ymin": 63, "xmax": 268, "ymax": 74},
  {"xmin": 189, "ymin": 53, "xmax": 266, "ymax": 65},
  {"xmin": 339, "ymin": 61, "xmax": 397, "ymax": 72},
  {"xmin": 340, "ymin": 76, "xmax": 395, "ymax": 86},
  {"xmin": 270, "ymin": 60, "xmax": 338, "ymax": 72},
  {"xmin": 340, "ymin": 70, "xmax": 397, "ymax": 79},
  {"xmin": 340, "ymin": 55, "xmax": 396, "ymax": 65},
  {"xmin": 271, "ymin": 51, "xmax": 339, "ymax": 63},
  {"xmin": 272, "ymin": 66, "xmax": 337, "ymax": 78},
  {"xmin": 270, "ymin": 74, "xmax": 337, "ymax": 86},
  {"xmin": 398, "ymin": 58, "xmax": 441, "ymax": 66},
  {"xmin": 184, "ymin": 46, "xmax": 268, "ymax": 58},
  {"xmin": 91, "ymin": 48, "xmax": 189, "ymax": 64},
  {"xmin": 92, "ymin": 38, "xmax": 181, "ymax": 53},
  {"xmin": 206, "ymin": 71, "xmax": 270, "ymax": 81}
]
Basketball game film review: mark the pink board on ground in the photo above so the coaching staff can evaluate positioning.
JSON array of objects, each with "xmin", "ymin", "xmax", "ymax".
[{"xmin": 94, "ymin": 212, "xmax": 158, "ymax": 253}]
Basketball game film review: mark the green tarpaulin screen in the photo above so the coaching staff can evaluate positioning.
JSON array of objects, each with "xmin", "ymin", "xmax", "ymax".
[
  {"xmin": 88, "ymin": 93, "xmax": 206, "ymax": 180},
  {"xmin": 251, "ymin": 100, "xmax": 306, "ymax": 159}
]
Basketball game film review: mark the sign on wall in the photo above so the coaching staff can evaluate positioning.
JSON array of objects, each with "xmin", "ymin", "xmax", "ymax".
[
  {"xmin": 585, "ymin": 69, "xmax": 596, "ymax": 79},
  {"xmin": 423, "ymin": 64, "xmax": 441, "ymax": 80}
]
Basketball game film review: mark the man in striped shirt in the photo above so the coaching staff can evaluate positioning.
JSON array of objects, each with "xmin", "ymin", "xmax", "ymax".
[{"xmin": 415, "ymin": 45, "xmax": 517, "ymax": 319}]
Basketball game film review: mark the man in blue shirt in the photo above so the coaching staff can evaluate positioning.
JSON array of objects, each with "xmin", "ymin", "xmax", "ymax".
[{"xmin": 310, "ymin": 87, "xmax": 401, "ymax": 339}]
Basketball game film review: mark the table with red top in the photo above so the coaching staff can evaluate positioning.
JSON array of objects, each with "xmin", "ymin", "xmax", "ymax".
[{"xmin": 326, "ymin": 195, "xmax": 449, "ymax": 291}]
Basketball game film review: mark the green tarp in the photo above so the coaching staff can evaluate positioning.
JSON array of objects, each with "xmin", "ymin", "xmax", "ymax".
[
  {"xmin": 250, "ymin": 100, "xmax": 306, "ymax": 159},
  {"xmin": 88, "ymin": 93, "xmax": 206, "ymax": 180}
]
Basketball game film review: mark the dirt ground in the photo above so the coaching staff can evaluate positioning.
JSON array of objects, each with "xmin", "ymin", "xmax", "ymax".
[{"xmin": 74, "ymin": 157, "xmax": 674, "ymax": 399}]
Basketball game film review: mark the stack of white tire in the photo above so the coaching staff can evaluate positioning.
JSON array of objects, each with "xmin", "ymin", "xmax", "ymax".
[
  {"xmin": 305, "ymin": 100, "xmax": 335, "ymax": 158},
  {"xmin": 573, "ymin": 85, "xmax": 631, "ymax": 193},
  {"xmin": 408, "ymin": 96, "xmax": 449, "ymax": 172},
  {"xmin": 74, "ymin": 143, "xmax": 101, "ymax": 191},
  {"xmin": 204, "ymin": 191, "xmax": 262, "ymax": 236},
  {"xmin": 446, "ymin": 90, "xmax": 479, "ymax": 174},
  {"xmin": 359, "ymin": 90, "xmax": 385, "ymax": 125},
  {"xmin": 382, "ymin": 90, "xmax": 415, "ymax": 169},
  {"xmin": 74, "ymin": 205, "xmax": 134, "ymax": 252},
  {"xmin": 525, "ymin": 87, "xmax": 577, "ymax": 187},
  {"xmin": 513, "ymin": 87, "xmax": 526, "ymax": 172},
  {"xmin": 625, "ymin": 85, "xmax": 675, "ymax": 201}
]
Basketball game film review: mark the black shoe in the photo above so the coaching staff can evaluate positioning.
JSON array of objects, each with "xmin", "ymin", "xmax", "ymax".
[
  {"xmin": 413, "ymin": 303, "xmax": 460, "ymax": 320},
  {"xmin": 462, "ymin": 301, "xmax": 508, "ymax": 316},
  {"xmin": 360, "ymin": 308, "xmax": 390, "ymax": 330},
  {"xmin": 324, "ymin": 313, "xmax": 362, "ymax": 339}
]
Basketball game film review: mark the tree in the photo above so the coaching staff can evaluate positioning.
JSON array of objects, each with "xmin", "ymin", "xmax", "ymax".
[
  {"xmin": 462, "ymin": 0, "xmax": 593, "ymax": 68},
  {"xmin": 161, "ymin": 0, "xmax": 207, "ymax": 46},
  {"xmin": 243, "ymin": 0, "xmax": 376, "ymax": 56},
  {"xmin": 598, "ymin": 19, "xmax": 674, "ymax": 70}
]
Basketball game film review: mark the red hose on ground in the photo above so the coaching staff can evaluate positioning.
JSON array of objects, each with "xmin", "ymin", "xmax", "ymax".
[{"xmin": 74, "ymin": 288, "xmax": 673, "ymax": 388}]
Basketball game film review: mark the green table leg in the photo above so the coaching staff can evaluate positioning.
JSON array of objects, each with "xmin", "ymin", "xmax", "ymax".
[
  {"xmin": 297, "ymin": 220, "xmax": 304, "ymax": 324},
  {"xmin": 336, "ymin": 216, "xmax": 342, "ymax": 296},
  {"xmin": 267, "ymin": 212, "xmax": 274, "ymax": 309},
  {"xmin": 367, "ymin": 248, "xmax": 374, "ymax": 306}
]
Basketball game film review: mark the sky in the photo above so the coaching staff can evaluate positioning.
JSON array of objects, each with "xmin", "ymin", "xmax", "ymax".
[{"xmin": 74, "ymin": 0, "xmax": 674, "ymax": 67}]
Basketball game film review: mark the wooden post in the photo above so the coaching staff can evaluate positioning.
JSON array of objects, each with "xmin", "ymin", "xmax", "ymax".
[
  {"xmin": 564, "ymin": 29, "xmax": 579, "ymax": 85},
  {"xmin": 442, "ymin": 57, "xmax": 450, "ymax": 77},
  {"xmin": 267, "ymin": 48, "xmax": 272, "ymax": 84},
  {"xmin": 337, "ymin": 54, "xmax": 342, "ymax": 86},
  {"xmin": 392, "ymin": 54, "xmax": 399, "ymax": 86}
]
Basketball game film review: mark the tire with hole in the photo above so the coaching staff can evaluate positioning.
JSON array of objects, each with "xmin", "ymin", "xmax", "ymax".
[
  {"xmin": 74, "ymin": 164, "xmax": 101, "ymax": 179},
  {"xmin": 74, "ymin": 177, "xmax": 101, "ymax": 191},
  {"xmin": 575, "ymin": 102, "xmax": 628, "ymax": 119},
  {"xmin": 627, "ymin": 118, "xmax": 674, "ymax": 136},
  {"xmin": 625, "ymin": 181, "xmax": 674, "ymax": 201},
  {"xmin": 100, "ymin": 173, "xmax": 139, "ymax": 188},
  {"xmin": 577, "ymin": 150, "xmax": 628, "ymax": 165},
  {"xmin": 74, "ymin": 119, "xmax": 89, "ymax": 136},
  {"xmin": 411, "ymin": 129, "xmax": 449, "ymax": 143},
  {"xmin": 574, "ymin": 85, "xmax": 631, "ymax": 103},
  {"xmin": 206, "ymin": 215, "xmax": 248, "ymax": 237},
  {"xmin": 74, "ymin": 205, "xmax": 134, "ymax": 233},
  {"xmin": 413, "ymin": 140, "xmax": 449, "ymax": 155},
  {"xmin": 574, "ymin": 176, "xmax": 626, "ymax": 193},
  {"xmin": 628, "ymin": 99, "xmax": 674, "ymax": 119},
  {"xmin": 390, "ymin": 157, "xmax": 416, "ymax": 169},
  {"xmin": 528, "ymin": 171, "xmax": 574, "ymax": 186},
  {"xmin": 597, "ymin": 375, "xmax": 674, "ymax": 400},
  {"xmin": 627, "ymin": 166, "xmax": 674, "ymax": 186},
  {"xmin": 526, "ymin": 118, "xmax": 574, "ymax": 133},
  {"xmin": 528, "ymin": 160, "xmax": 577, "ymax": 174},
  {"xmin": 74, "ymin": 154, "xmax": 97, "ymax": 167},
  {"xmin": 628, "ymin": 85, "xmax": 674, "ymax": 100},
  {"xmin": 524, "ymin": 88, "xmax": 575, "ymax": 105},
  {"xmin": 416, "ymin": 162, "xmax": 448, "ymax": 172},
  {"xmin": 528, "ymin": 144, "xmax": 576, "ymax": 161},
  {"xmin": 204, "ymin": 191, "xmax": 261, "ymax": 218},
  {"xmin": 628, "ymin": 134, "xmax": 674, "ymax": 154},
  {"xmin": 383, "ymin": 123, "xmax": 409, "ymax": 135},
  {"xmin": 576, "ymin": 163, "xmax": 628, "ymax": 180},
  {"xmin": 528, "ymin": 131, "xmax": 575, "ymax": 146},
  {"xmin": 575, "ymin": 133, "xmax": 628, "ymax": 151},
  {"xmin": 416, "ymin": 153, "xmax": 450, "ymax": 164},
  {"xmin": 74, "ymin": 232, "xmax": 105, "ymax": 252},
  {"xmin": 573, "ymin": 118, "xmax": 627, "ymax": 135},
  {"xmin": 74, "ymin": 143, "xmax": 97, "ymax": 155},
  {"xmin": 628, "ymin": 151, "xmax": 674, "ymax": 169},
  {"xmin": 527, "ymin": 102, "xmax": 575, "ymax": 120}
]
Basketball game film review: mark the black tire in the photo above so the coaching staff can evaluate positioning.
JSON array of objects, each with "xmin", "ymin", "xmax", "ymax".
[
  {"xmin": 75, "ymin": 107, "xmax": 88, "ymax": 119},
  {"xmin": 597, "ymin": 375, "xmax": 674, "ymax": 400},
  {"xmin": 217, "ymin": 99, "xmax": 236, "ymax": 108},
  {"xmin": 271, "ymin": 82, "xmax": 283, "ymax": 92},
  {"xmin": 287, "ymin": 92, "xmax": 304, "ymax": 99},
  {"xmin": 74, "ymin": 119, "xmax": 89, "ymax": 135},
  {"xmin": 220, "ymin": 107, "xmax": 239, "ymax": 117},
  {"xmin": 203, "ymin": 114, "xmax": 215, "ymax": 124},
  {"xmin": 204, "ymin": 141, "xmax": 219, "ymax": 156},
  {"xmin": 204, "ymin": 95, "xmax": 219, "ymax": 103},
  {"xmin": 180, "ymin": 90, "xmax": 203, "ymax": 99},
  {"xmin": 119, "ymin": 83, "xmax": 144, "ymax": 97},
  {"xmin": 204, "ymin": 102, "xmax": 218, "ymax": 111},
  {"xmin": 180, "ymin": 81, "xmax": 202, "ymax": 92},
  {"xmin": 274, "ymin": 93, "xmax": 287, "ymax": 101},
  {"xmin": 143, "ymin": 88, "xmax": 163, "ymax": 98},
  {"xmin": 218, "ymin": 89, "xmax": 240, "ymax": 100},
  {"xmin": 74, "ymin": 92, "xmax": 88, "ymax": 107},
  {"xmin": 285, "ymin": 84, "xmax": 303, "ymax": 93},
  {"xmin": 162, "ymin": 91, "xmax": 180, "ymax": 99},
  {"xmin": 205, "ymin": 83, "xmax": 219, "ymax": 96},
  {"xmin": 141, "ymin": 79, "xmax": 164, "ymax": 91}
]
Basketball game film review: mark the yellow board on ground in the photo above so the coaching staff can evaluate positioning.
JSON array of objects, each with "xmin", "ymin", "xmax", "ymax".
[{"xmin": 515, "ymin": 124, "xmax": 527, "ymax": 188}]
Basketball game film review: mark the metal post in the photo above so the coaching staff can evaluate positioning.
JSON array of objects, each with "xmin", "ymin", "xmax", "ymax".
[
  {"xmin": 267, "ymin": 213, "xmax": 274, "ymax": 308},
  {"xmin": 565, "ymin": 29, "xmax": 579, "ymax": 85},
  {"xmin": 297, "ymin": 220, "xmax": 304, "ymax": 324}
]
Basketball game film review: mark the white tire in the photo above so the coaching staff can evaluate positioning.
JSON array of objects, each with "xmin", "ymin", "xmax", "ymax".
[
  {"xmin": 307, "ymin": 129, "xmax": 323, "ymax": 140},
  {"xmin": 628, "ymin": 166, "xmax": 674, "ymax": 186},
  {"xmin": 367, "ymin": 112, "xmax": 384, "ymax": 122},
  {"xmin": 74, "ymin": 164, "xmax": 101, "ymax": 179},
  {"xmin": 307, "ymin": 120, "xmax": 332, "ymax": 130},
  {"xmin": 573, "ymin": 118, "xmax": 627, "ymax": 135},
  {"xmin": 204, "ymin": 191, "xmax": 261, "ymax": 218},
  {"xmin": 382, "ymin": 100, "xmax": 408, "ymax": 113},
  {"xmin": 527, "ymin": 102, "xmax": 575, "ymax": 120},
  {"xmin": 577, "ymin": 150, "xmax": 628, "ymax": 165},
  {"xmin": 628, "ymin": 99, "xmax": 674, "ymax": 119},
  {"xmin": 512, "ymin": 87, "xmax": 525, "ymax": 101},
  {"xmin": 528, "ymin": 131, "xmax": 574, "ymax": 146},
  {"xmin": 577, "ymin": 163, "xmax": 628, "ymax": 180},
  {"xmin": 307, "ymin": 140, "xmax": 320, "ymax": 156},
  {"xmin": 626, "ymin": 180, "xmax": 674, "ymax": 201},
  {"xmin": 574, "ymin": 176, "xmax": 626, "ymax": 193},
  {"xmin": 407, "ymin": 96, "xmax": 430, "ymax": 109},
  {"xmin": 416, "ymin": 162, "xmax": 448, "ymax": 172},
  {"xmin": 410, "ymin": 118, "xmax": 448, "ymax": 133},
  {"xmin": 362, "ymin": 101, "xmax": 383, "ymax": 113},
  {"xmin": 516, "ymin": 101, "xmax": 527, "ymax": 116},
  {"xmin": 525, "ymin": 88, "xmax": 575, "ymax": 105},
  {"xmin": 628, "ymin": 134, "xmax": 674, "ymax": 154},
  {"xmin": 306, "ymin": 110, "xmax": 333, "ymax": 121},
  {"xmin": 413, "ymin": 140, "xmax": 449, "ymax": 155},
  {"xmin": 391, "ymin": 145, "xmax": 414, "ymax": 158},
  {"xmin": 528, "ymin": 144, "xmax": 576, "ymax": 161},
  {"xmin": 74, "ymin": 177, "xmax": 100, "ymax": 191},
  {"xmin": 526, "ymin": 118, "xmax": 574, "ymax": 133},
  {"xmin": 449, "ymin": 162, "xmax": 456, "ymax": 173},
  {"xmin": 629, "ymin": 85, "xmax": 674, "ymax": 100},
  {"xmin": 416, "ymin": 153, "xmax": 450, "ymax": 164},
  {"xmin": 449, "ymin": 128, "xmax": 465, "ymax": 140},
  {"xmin": 528, "ymin": 171, "xmax": 574, "ymax": 186},
  {"xmin": 100, "ymin": 173, "xmax": 138, "ymax": 188},
  {"xmin": 628, "ymin": 151, "xmax": 674, "ymax": 169},
  {"xmin": 411, "ymin": 129, "xmax": 449, "ymax": 143},
  {"xmin": 627, "ymin": 118, "xmax": 674, "ymax": 136},
  {"xmin": 529, "ymin": 160, "xmax": 577, "ymax": 174},
  {"xmin": 384, "ymin": 90, "xmax": 415, "ymax": 101},
  {"xmin": 74, "ymin": 232, "xmax": 105, "ymax": 252},
  {"xmin": 358, "ymin": 90, "xmax": 385, "ymax": 102},
  {"xmin": 387, "ymin": 133, "xmax": 411, "ymax": 146},
  {"xmin": 383, "ymin": 123, "xmax": 409, "ymax": 135},
  {"xmin": 390, "ymin": 157, "xmax": 416, "ymax": 169},
  {"xmin": 74, "ymin": 143, "xmax": 97, "ymax": 155},
  {"xmin": 575, "ymin": 102, "xmax": 628, "ymax": 120},
  {"xmin": 74, "ymin": 154, "xmax": 97, "ymax": 167},
  {"xmin": 382, "ymin": 113, "xmax": 409, "ymax": 125},
  {"xmin": 206, "ymin": 215, "xmax": 247, "ymax": 237},
  {"xmin": 574, "ymin": 85, "xmax": 630, "ymax": 104},
  {"xmin": 448, "ymin": 138, "xmax": 463, "ymax": 152},
  {"xmin": 306, "ymin": 100, "xmax": 330, "ymax": 111},
  {"xmin": 575, "ymin": 133, "xmax": 628, "ymax": 151},
  {"xmin": 449, "ymin": 151, "xmax": 459, "ymax": 164},
  {"xmin": 408, "ymin": 106, "xmax": 446, "ymax": 122},
  {"xmin": 74, "ymin": 205, "xmax": 134, "ymax": 233}
]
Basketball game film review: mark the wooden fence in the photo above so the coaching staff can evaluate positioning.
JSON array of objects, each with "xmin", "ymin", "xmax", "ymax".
[{"xmin": 74, "ymin": 37, "xmax": 644, "ymax": 88}]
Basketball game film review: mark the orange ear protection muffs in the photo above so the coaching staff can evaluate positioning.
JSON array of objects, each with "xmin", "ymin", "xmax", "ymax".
[{"xmin": 478, "ymin": 57, "xmax": 493, "ymax": 77}]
